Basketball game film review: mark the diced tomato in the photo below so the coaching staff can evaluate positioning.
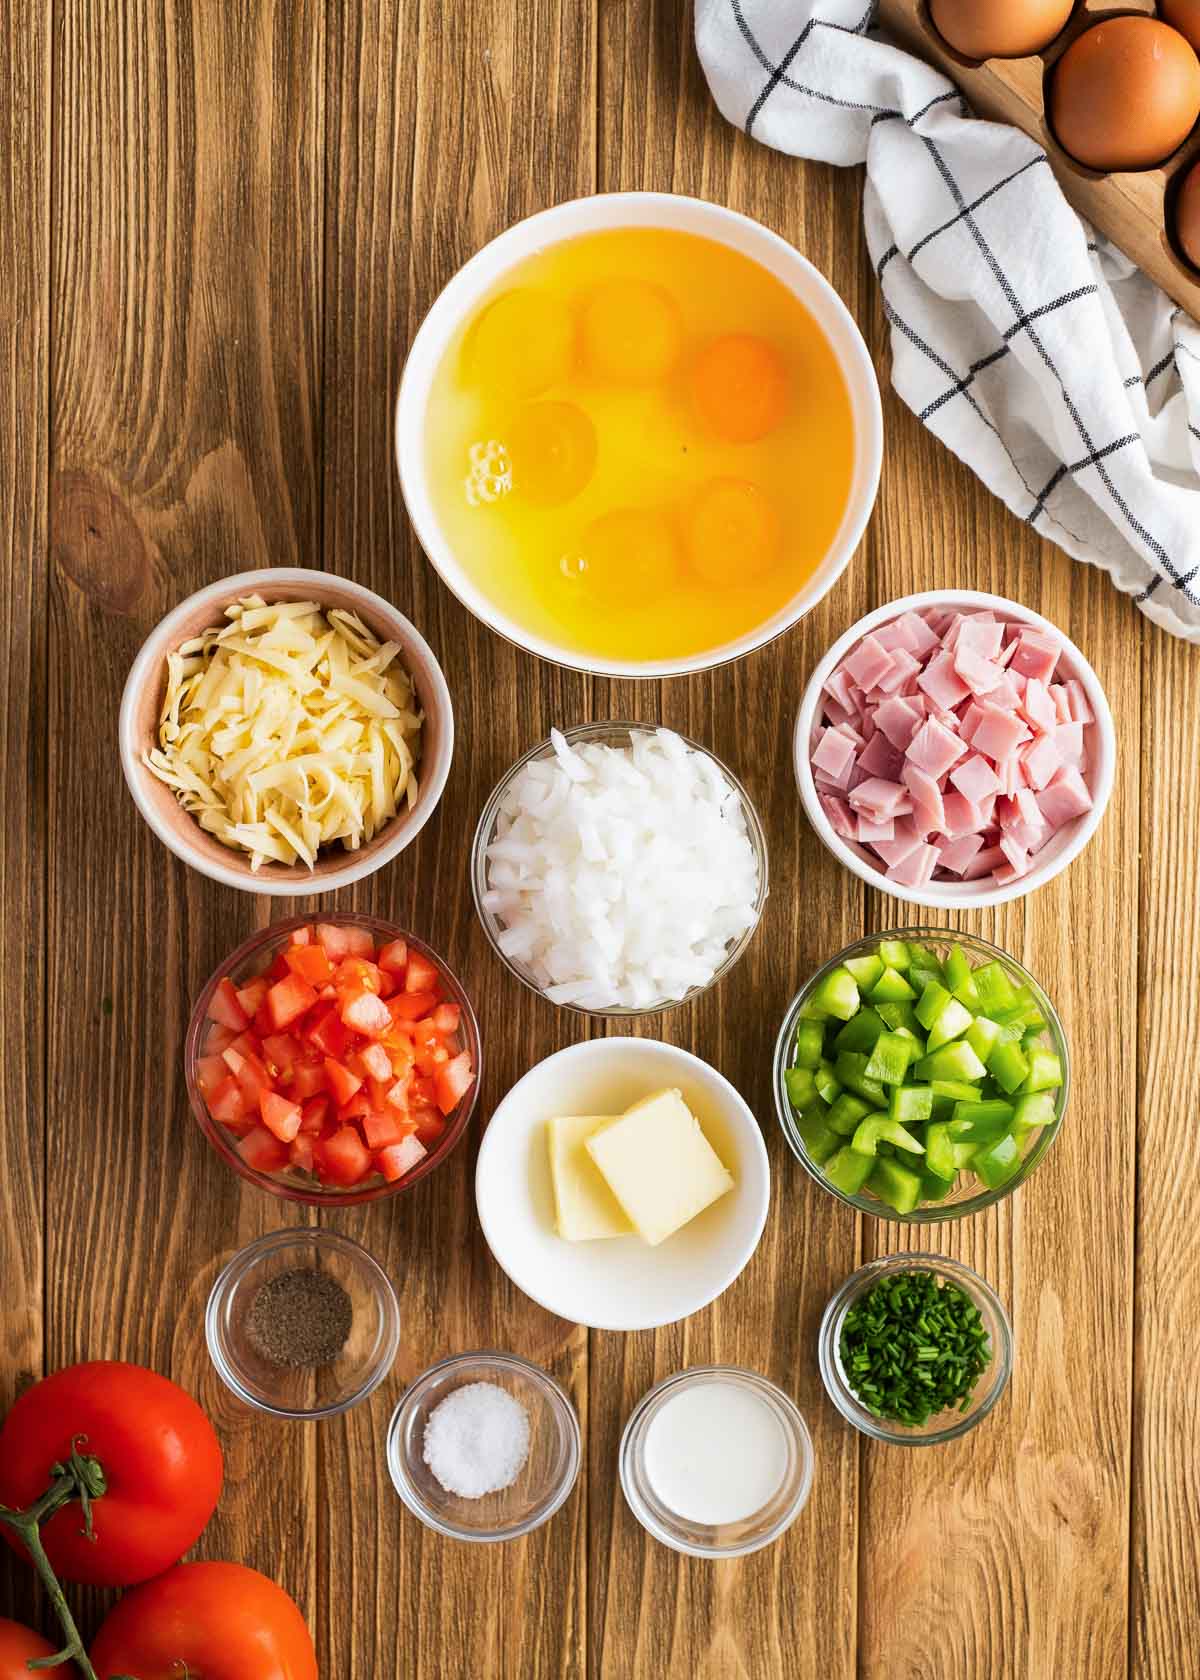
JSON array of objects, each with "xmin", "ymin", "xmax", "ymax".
[
  {"xmin": 362, "ymin": 1109, "xmax": 409, "ymax": 1150},
  {"xmin": 377, "ymin": 939, "xmax": 408, "ymax": 975},
  {"xmin": 226, "ymin": 1031, "xmax": 260, "ymax": 1061},
  {"xmin": 266, "ymin": 972, "xmax": 319, "ymax": 1031},
  {"xmin": 196, "ymin": 1055, "xmax": 229, "ymax": 1101},
  {"xmin": 404, "ymin": 951, "xmax": 440, "ymax": 994},
  {"xmin": 412, "ymin": 1015, "xmax": 441, "ymax": 1048},
  {"xmin": 315, "ymin": 1125, "xmax": 372, "ymax": 1186},
  {"xmin": 203, "ymin": 1022, "xmax": 236, "ymax": 1056},
  {"xmin": 234, "ymin": 976, "xmax": 270, "ymax": 1019},
  {"xmin": 414, "ymin": 1042, "xmax": 450, "ymax": 1076},
  {"xmin": 340, "ymin": 990, "xmax": 393, "ymax": 1038},
  {"xmin": 337, "ymin": 1091, "xmax": 371, "ymax": 1123},
  {"xmin": 299, "ymin": 1096, "xmax": 329, "ymax": 1135},
  {"xmin": 306, "ymin": 1002, "xmax": 351, "ymax": 1060},
  {"xmin": 409, "ymin": 1074, "xmax": 438, "ymax": 1107},
  {"xmin": 376, "ymin": 968, "xmax": 398, "ymax": 999},
  {"xmin": 377, "ymin": 1135, "xmax": 428, "ymax": 1182},
  {"xmin": 260, "ymin": 1033, "xmax": 302, "ymax": 1080},
  {"xmin": 435, "ymin": 1052, "xmax": 475, "ymax": 1115},
  {"xmin": 290, "ymin": 1060, "xmax": 328, "ymax": 1100},
  {"xmin": 316, "ymin": 923, "xmax": 375, "ymax": 961},
  {"xmin": 323, "ymin": 1057, "xmax": 363, "ymax": 1107},
  {"xmin": 334, "ymin": 958, "xmax": 383, "ymax": 1001},
  {"xmin": 209, "ymin": 1077, "xmax": 251, "ymax": 1129},
  {"xmin": 240, "ymin": 1125, "xmax": 288, "ymax": 1173},
  {"xmin": 253, "ymin": 1001, "xmax": 275, "ymax": 1039},
  {"xmin": 385, "ymin": 1077, "xmax": 411, "ymax": 1112},
  {"xmin": 387, "ymin": 990, "xmax": 437, "ymax": 1022},
  {"xmin": 289, "ymin": 1133, "xmax": 315, "ymax": 1174},
  {"xmin": 432, "ymin": 1003, "xmax": 461, "ymax": 1036},
  {"xmin": 223, "ymin": 1046, "xmax": 272, "ymax": 1104},
  {"xmin": 357, "ymin": 1041, "xmax": 393, "ymax": 1083},
  {"xmin": 413, "ymin": 1107, "xmax": 447, "ymax": 1145},
  {"xmin": 208, "ymin": 977, "xmax": 249, "ymax": 1031},
  {"xmin": 268, "ymin": 952, "xmax": 292, "ymax": 981},
  {"xmin": 288, "ymin": 924, "xmax": 313, "ymax": 947},
  {"xmin": 259, "ymin": 1090, "xmax": 303, "ymax": 1143},
  {"xmin": 284, "ymin": 944, "xmax": 334, "ymax": 986}
]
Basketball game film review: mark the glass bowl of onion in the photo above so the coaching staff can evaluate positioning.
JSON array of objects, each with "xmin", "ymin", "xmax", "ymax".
[{"xmin": 470, "ymin": 722, "xmax": 769, "ymax": 1018}]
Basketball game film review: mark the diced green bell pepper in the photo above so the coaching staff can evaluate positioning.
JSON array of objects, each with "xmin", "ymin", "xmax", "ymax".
[
  {"xmin": 989, "ymin": 1040, "xmax": 1030, "ymax": 1094},
  {"xmin": 944, "ymin": 943, "xmax": 980, "ymax": 1008},
  {"xmin": 823, "ymin": 1145, "xmax": 875, "ymax": 1197},
  {"xmin": 925, "ymin": 1120, "xmax": 978, "ymax": 1177},
  {"xmin": 889, "ymin": 1083, "xmax": 933, "ymax": 1125},
  {"xmin": 850, "ymin": 1113, "xmax": 926, "ymax": 1157},
  {"xmin": 863, "ymin": 1031, "xmax": 913, "ymax": 1087},
  {"xmin": 915, "ymin": 980, "xmax": 953, "ymax": 1030},
  {"xmin": 814, "ymin": 1059, "xmax": 842, "ymax": 1105},
  {"xmin": 834, "ymin": 1007, "xmax": 885, "ymax": 1054},
  {"xmin": 949, "ymin": 1099, "xmax": 1015, "ymax": 1143},
  {"xmin": 876, "ymin": 939, "xmax": 910, "ymax": 970},
  {"xmin": 868, "ymin": 1157, "xmax": 923, "ymax": 1216},
  {"xmin": 994, "ymin": 988, "xmax": 1048, "ymax": 1033},
  {"xmin": 1021, "ymin": 1048, "xmax": 1063, "ymax": 1092},
  {"xmin": 966, "ymin": 1015, "xmax": 1003, "ymax": 1065},
  {"xmin": 927, "ymin": 997, "xmax": 974, "ymax": 1051},
  {"xmin": 844, "ymin": 954, "xmax": 884, "ymax": 990},
  {"xmin": 869, "ymin": 966, "xmax": 916, "ymax": 1004},
  {"xmin": 799, "ymin": 999, "xmax": 831, "ymax": 1022},
  {"xmin": 785, "ymin": 1067, "xmax": 817, "ymax": 1110},
  {"xmin": 920, "ymin": 1167, "xmax": 956, "ymax": 1202},
  {"xmin": 793, "ymin": 1019, "xmax": 825, "ymax": 1069},
  {"xmin": 810, "ymin": 965, "xmax": 860, "ymax": 1022},
  {"xmin": 834, "ymin": 1052, "xmax": 887, "ymax": 1106},
  {"xmin": 827, "ymin": 1091, "xmax": 872, "ymax": 1136},
  {"xmin": 914, "ymin": 1040, "xmax": 988, "ymax": 1084},
  {"xmin": 971, "ymin": 960, "xmax": 1018, "ymax": 1016},
  {"xmin": 795, "ymin": 1110, "xmax": 841, "ymax": 1165},
  {"xmin": 1021, "ymin": 1027, "xmax": 1045, "ymax": 1053},
  {"xmin": 1012, "ymin": 1089, "xmax": 1057, "ymax": 1129},
  {"xmin": 877, "ymin": 999, "xmax": 923, "ymax": 1038},
  {"xmin": 972, "ymin": 1130, "xmax": 1022, "ymax": 1189}
]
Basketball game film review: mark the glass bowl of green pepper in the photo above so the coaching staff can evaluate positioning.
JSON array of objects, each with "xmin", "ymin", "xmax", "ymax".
[
  {"xmin": 773, "ymin": 928, "xmax": 1069, "ymax": 1222},
  {"xmin": 818, "ymin": 1253, "xmax": 1013, "ymax": 1445}
]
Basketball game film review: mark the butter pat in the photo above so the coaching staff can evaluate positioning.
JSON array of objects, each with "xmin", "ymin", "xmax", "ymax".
[
  {"xmin": 546, "ymin": 1114, "xmax": 634, "ymax": 1241},
  {"xmin": 586, "ymin": 1088, "xmax": 734, "ymax": 1247}
]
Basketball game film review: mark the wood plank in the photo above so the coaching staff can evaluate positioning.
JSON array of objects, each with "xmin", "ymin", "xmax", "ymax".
[
  {"xmin": 45, "ymin": 0, "xmax": 326, "ymax": 1634},
  {"xmin": 0, "ymin": 0, "xmax": 50, "ymax": 1633},
  {"xmin": 589, "ymin": 6, "xmax": 868, "ymax": 1677},
  {"xmin": 1130, "ymin": 627, "xmax": 1200, "ymax": 1680},
  {"xmin": 318, "ymin": 1, "xmax": 596, "ymax": 1674},
  {"xmin": 858, "ymin": 367, "xmax": 1140, "ymax": 1679}
]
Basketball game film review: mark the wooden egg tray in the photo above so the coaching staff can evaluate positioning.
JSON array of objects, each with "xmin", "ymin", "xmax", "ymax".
[{"xmin": 876, "ymin": 0, "xmax": 1200, "ymax": 317}]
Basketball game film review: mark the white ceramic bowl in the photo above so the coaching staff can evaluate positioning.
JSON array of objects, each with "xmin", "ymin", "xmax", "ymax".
[
  {"xmin": 119, "ymin": 568, "xmax": 454, "ymax": 895},
  {"xmin": 395, "ymin": 191, "xmax": 883, "ymax": 679},
  {"xmin": 474, "ymin": 1038, "xmax": 770, "ymax": 1331},
  {"xmin": 793, "ymin": 589, "xmax": 1116, "ymax": 909}
]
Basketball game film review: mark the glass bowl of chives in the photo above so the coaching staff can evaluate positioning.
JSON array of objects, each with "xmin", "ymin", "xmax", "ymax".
[{"xmin": 817, "ymin": 1253, "xmax": 1013, "ymax": 1446}]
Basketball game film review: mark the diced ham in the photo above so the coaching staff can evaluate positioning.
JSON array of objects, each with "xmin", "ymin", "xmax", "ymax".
[
  {"xmin": 1056, "ymin": 721, "xmax": 1085, "ymax": 768},
  {"xmin": 898, "ymin": 611, "xmax": 941, "ymax": 656},
  {"xmin": 967, "ymin": 702, "xmax": 1029, "ymax": 762},
  {"xmin": 858, "ymin": 731, "xmax": 904, "ymax": 780},
  {"xmin": 872, "ymin": 820, "xmax": 922, "ymax": 868},
  {"xmin": 1066, "ymin": 679, "xmax": 1094, "ymax": 726},
  {"xmin": 936, "ymin": 833, "xmax": 985, "ymax": 875},
  {"xmin": 874, "ymin": 695, "xmax": 923, "ymax": 751},
  {"xmin": 1050, "ymin": 683, "xmax": 1072, "ymax": 725},
  {"xmin": 906, "ymin": 716, "xmax": 968, "ymax": 780},
  {"xmin": 886, "ymin": 842, "xmax": 939, "ymax": 889},
  {"xmin": 941, "ymin": 791, "xmax": 985, "ymax": 838},
  {"xmin": 843, "ymin": 634, "xmax": 895, "ymax": 693},
  {"xmin": 1036, "ymin": 766, "xmax": 1093, "ymax": 828},
  {"xmin": 917, "ymin": 651, "xmax": 971, "ymax": 711},
  {"xmin": 820, "ymin": 794, "xmax": 857, "ymax": 841},
  {"xmin": 949, "ymin": 753, "xmax": 1001, "ymax": 804},
  {"xmin": 956, "ymin": 617, "xmax": 1004, "ymax": 660},
  {"xmin": 821, "ymin": 695, "xmax": 854, "ymax": 728},
  {"xmin": 1021, "ymin": 678, "xmax": 1059, "ymax": 735},
  {"xmin": 1021, "ymin": 733, "xmax": 1060, "ymax": 790},
  {"xmin": 902, "ymin": 761, "xmax": 946, "ymax": 834},
  {"xmin": 874, "ymin": 619, "xmax": 917, "ymax": 654},
  {"xmin": 998, "ymin": 835, "xmax": 1031, "ymax": 877},
  {"xmin": 1009, "ymin": 629, "xmax": 1062, "ymax": 683},
  {"xmin": 872, "ymin": 648, "xmax": 922, "ymax": 696},
  {"xmin": 847, "ymin": 777, "xmax": 908, "ymax": 820},
  {"xmin": 953, "ymin": 647, "xmax": 1006, "ymax": 697},
  {"xmin": 823, "ymin": 666, "xmax": 857, "ymax": 713},
  {"xmin": 856, "ymin": 814, "xmax": 895, "ymax": 843},
  {"xmin": 812, "ymin": 726, "xmax": 857, "ymax": 783},
  {"xmin": 961, "ymin": 843, "xmax": 1006, "ymax": 880}
]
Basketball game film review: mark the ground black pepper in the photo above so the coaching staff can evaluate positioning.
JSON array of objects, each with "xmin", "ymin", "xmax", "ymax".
[{"xmin": 247, "ymin": 1267, "xmax": 353, "ymax": 1368}]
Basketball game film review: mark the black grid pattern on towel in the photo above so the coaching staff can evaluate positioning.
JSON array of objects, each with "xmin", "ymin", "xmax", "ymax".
[{"xmin": 726, "ymin": 0, "xmax": 1198, "ymax": 609}]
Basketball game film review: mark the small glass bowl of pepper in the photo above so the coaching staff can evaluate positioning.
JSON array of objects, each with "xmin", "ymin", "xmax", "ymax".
[{"xmin": 818, "ymin": 1253, "xmax": 1013, "ymax": 1446}]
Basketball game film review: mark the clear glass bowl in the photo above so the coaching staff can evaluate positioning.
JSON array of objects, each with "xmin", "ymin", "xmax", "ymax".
[
  {"xmin": 470, "ymin": 721, "xmax": 769, "ymax": 1018},
  {"xmin": 386, "ymin": 1351, "xmax": 581, "ymax": 1543},
  {"xmin": 774, "ymin": 927, "xmax": 1069, "ymax": 1223},
  {"xmin": 818, "ymin": 1253, "xmax": 1013, "ymax": 1445},
  {"xmin": 205, "ymin": 1229, "xmax": 401, "ymax": 1419},
  {"xmin": 619, "ymin": 1366, "xmax": 814, "ymax": 1558},
  {"xmin": 184, "ymin": 912, "xmax": 483, "ymax": 1206}
]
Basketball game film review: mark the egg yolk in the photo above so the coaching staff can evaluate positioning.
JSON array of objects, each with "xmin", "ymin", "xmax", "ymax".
[
  {"xmin": 465, "ymin": 288, "xmax": 574, "ymax": 399},
  {"xmin": 685, "ymin": 478, "xmax": 780, "ymax": 586},
  {"xmin": 580, "ymin": 279, "xmax": 683, "ymax": 384},
  {"xmin": 568, "ymin": 507, "xmax": 681, "ymax": 608},
  {"xmin": 504, "ymin": 401, "xmax": 597, "ymax": 506},
  {"xmin": 690, "ymin": 333, "xmax": 790, "ymax": 443}
]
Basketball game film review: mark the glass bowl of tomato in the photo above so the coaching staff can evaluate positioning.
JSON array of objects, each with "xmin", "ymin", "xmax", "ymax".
[{"xmin": 185, "ymin": 913, "xmax": 482, "ymax": 1204}]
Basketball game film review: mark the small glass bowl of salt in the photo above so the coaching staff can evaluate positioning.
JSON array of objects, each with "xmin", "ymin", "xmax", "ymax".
[{"xmin": 386, "ymin": 1351, "xmax": 581, "ymax": 1542}]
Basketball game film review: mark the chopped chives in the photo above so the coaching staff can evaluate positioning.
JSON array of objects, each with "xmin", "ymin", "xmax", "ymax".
[{"xmin": 838, "ymin": 1270, "xmax": 992, "ymax": 1428}]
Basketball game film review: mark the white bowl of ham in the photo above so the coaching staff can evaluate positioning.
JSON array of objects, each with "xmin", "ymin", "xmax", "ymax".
[{"xmin": 794, "ymin": 591, "xmax": 1116, "ymax": 909}]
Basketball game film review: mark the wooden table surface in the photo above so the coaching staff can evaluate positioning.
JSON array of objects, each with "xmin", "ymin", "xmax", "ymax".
[{"xmin": 2, "ymin": 3, "xmax": 1197, "ymax": 1677}]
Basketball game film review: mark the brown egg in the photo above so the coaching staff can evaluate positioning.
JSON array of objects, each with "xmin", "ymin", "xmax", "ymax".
[
  {"xmin": 1050, "ymin": 18, "xmax": 1200, "ymax": 171},
  {"xmin": 1161, "ymin": 0, "xmax": 1200, "ymax": 54},
  {"xmin": 928, "ymin": 0, "xmax": 1075, "ymax": 60},
  {"xmin": 1175, "ymin": 157, "xmax": 1200, "ymax": 268}
]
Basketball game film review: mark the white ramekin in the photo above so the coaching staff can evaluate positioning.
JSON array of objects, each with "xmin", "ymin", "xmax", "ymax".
[
  {"xmin": 395, "ymin": 191, "xmax": 883, "ymax": 679},
  {"xmin": 793, "ymin": 590, "xmax": 1116, "ymax": 909},
  {"xmin": 119, "ymin": 568, "xmax": 454, "ymax": 895}
]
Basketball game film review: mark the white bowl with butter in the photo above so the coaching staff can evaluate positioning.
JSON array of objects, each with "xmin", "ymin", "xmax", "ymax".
[{"xmin": 474, "ymin": 1038, "xmax": 770, "ymax": 1331}]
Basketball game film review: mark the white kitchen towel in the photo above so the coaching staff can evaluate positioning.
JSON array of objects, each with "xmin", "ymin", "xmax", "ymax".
[{"xmin": 696, "ymin": 0, "xmax": 1200, "ymax": 642}]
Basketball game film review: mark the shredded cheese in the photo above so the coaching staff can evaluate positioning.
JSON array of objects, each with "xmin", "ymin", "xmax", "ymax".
[{"xmin": 144, "ymin": 595, "xmax": 423, "ymax": 871}]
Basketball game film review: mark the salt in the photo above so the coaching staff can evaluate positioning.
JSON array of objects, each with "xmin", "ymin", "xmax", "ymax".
[{"xmin": 423, "ymin": 1381, "xmax": 531, "ymax": 1499}]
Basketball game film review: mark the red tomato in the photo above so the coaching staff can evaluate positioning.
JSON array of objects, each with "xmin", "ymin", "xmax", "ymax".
[
  {"xmin": 288, "ymin": 924, "xmax": 313, "ymax": 947},
  {"xmin": 315, "ymin": 922, "xmax": 373, "ymax": 961},
  {"xmin": 239, "ymin": 1126, "xmax": 287, "ymax": 1173},
  {"xmin": 435, "ymin": 1051, "xmax": 476, "ymax": 1115},
  {"xmin": 298, "ymin": 1096, "xmax": 329, "ymax": 1135},
  {"xmin": 195, "ymin": 1053, "xmax": 228, "ymax": 1100},
  {"xmin": 234, "ymin": 976, "xmax": 270, "ymax": 1019},
  {"xmin": 289, "ymin": 1060, "xmax": 327, "ymax": 1100},
  {"xmin": 289, "ymin": 1133, "xmax": 314, "ymax": 1173},
  {"xmin": 363, "ymin": 1109, "xmax": 408, "ymax": 1150},
  {"xmin": 305, "ymin": 1002, "xmax": 351, "ymax": 1060},
  {"xmin": 283, "ymin": 943, "xmax": 333, "ymax": 986},
  {"xmin": 323, "ymin": 1057, "xmax": 362, "ymax": 1107},
  {"xmin": 207, "ymin": 977, "xmax": 248, "ymax": 1031},
  {"xmin": 315, "ymin": 1125, "xmax": 371, "ymax": 1186},
  {"xmin": 0, "ymin": 1619, "xmax": 68, "ymax": 1678},
  {"xmin": 340, "ymin": 991, "xmax": 392, "ymax": 1037},
  {"xmin": 387, "ymin": 989, "xmax": 437, "ymax": 1022},
  {"xmin": 0, "ymin": 1364, "xmax": 222, "ymax": 1588},
  {"xmin": 378, "ymin": 1135, "xmax": 427, "ymax": 1180},
  {"xmin": 265, "ymin": 973, "xmax": 318, "ymax": 1031},
  {"xmin": 377, "ymin": 938, "xmax": 408, "ymax": 973},
  {"xmin": 356, "ymin": 1041, "xmax": 393, "ymax": 1083},
  {"xmin": 90, "ymin": 1561, "xmax": 317, "ymax": 1680},
  {"xmin": 259, "ymin": 1091, "xmax": 302, "ymax": 1143},
  {"xmin": 404, "ymin": 950, "xmax": 440, "ymax": 993},
  {"xmin": 432, "ymin": 1002, "xmax": 461, "ymax": 1035}
]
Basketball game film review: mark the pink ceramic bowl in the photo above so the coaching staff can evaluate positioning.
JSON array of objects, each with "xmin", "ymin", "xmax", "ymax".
[{"xmin": 118, "ymin": 568, "xmax": 454, "ymax": 895}]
